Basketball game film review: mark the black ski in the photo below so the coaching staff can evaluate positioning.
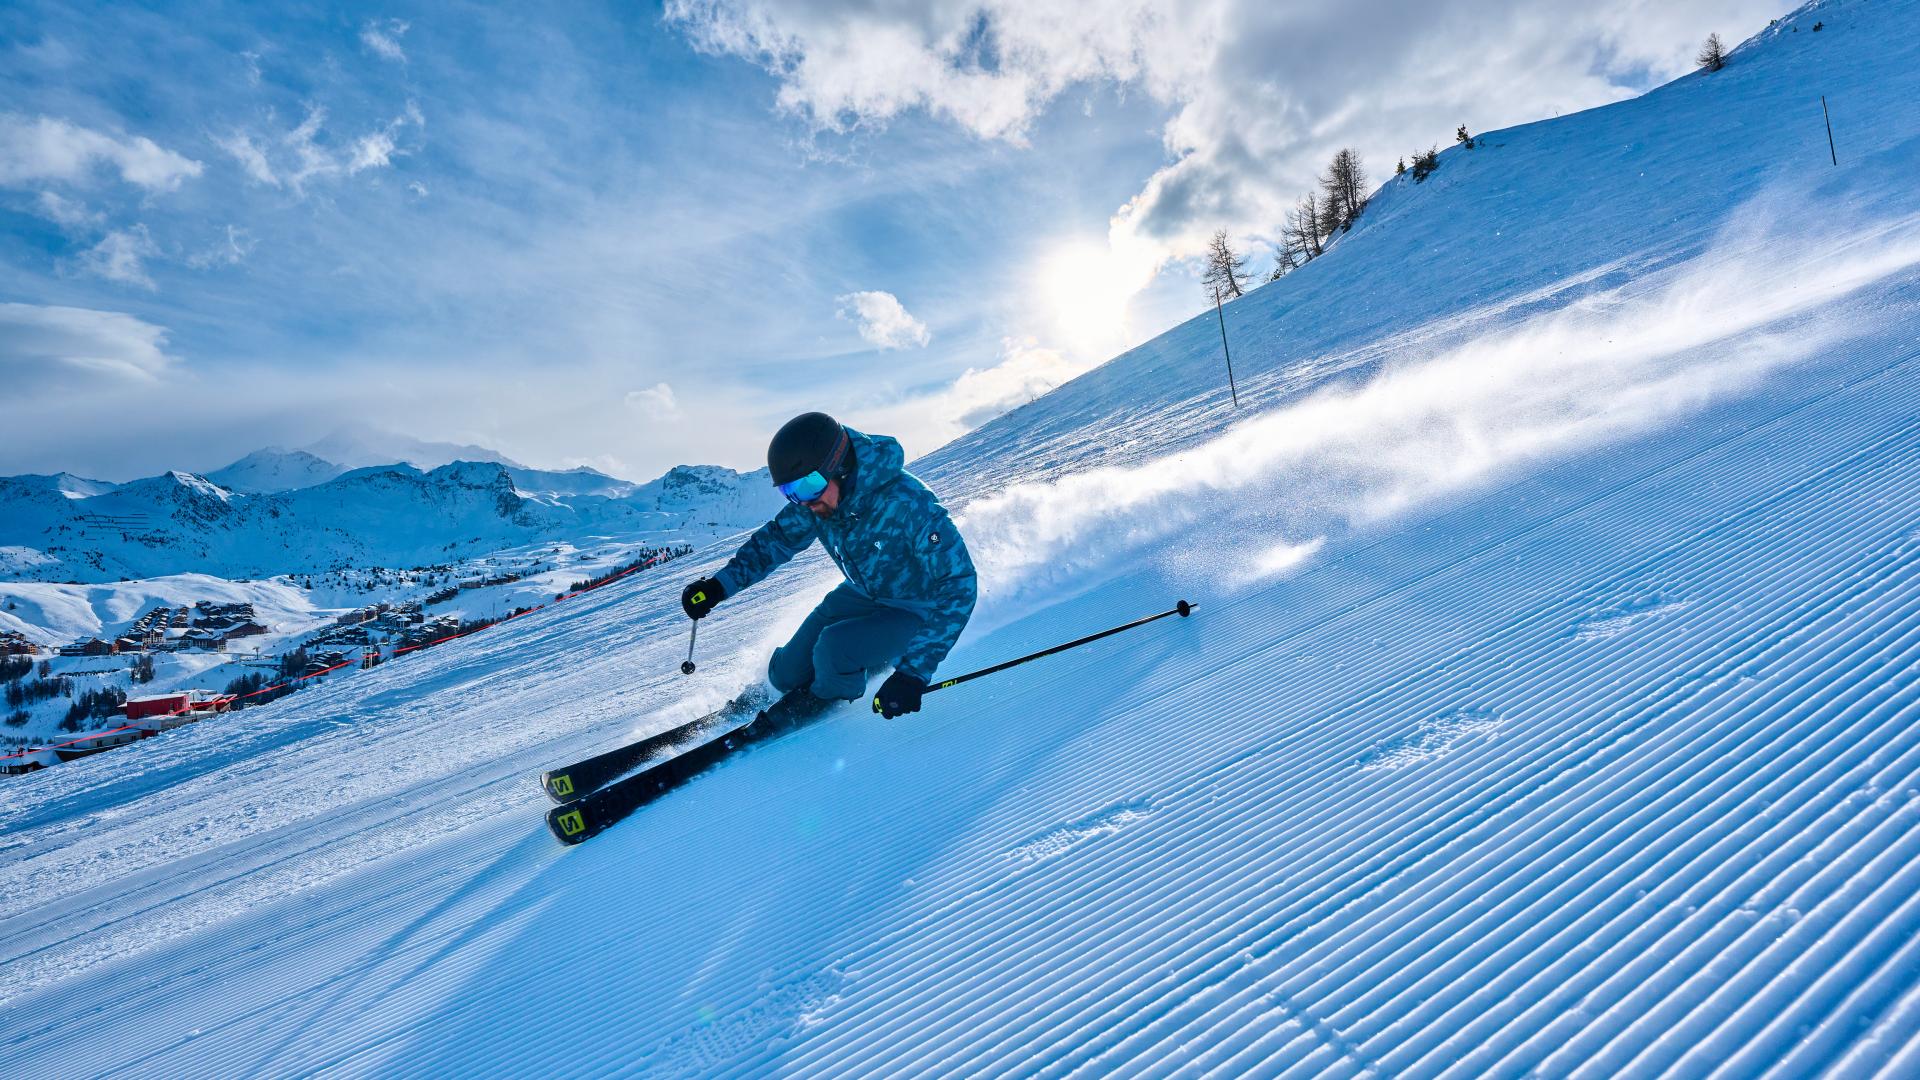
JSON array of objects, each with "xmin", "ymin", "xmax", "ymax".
[
  {"xmin": 547, "ymin": 690, "xmax": 835, "ymax": 845},
  {"xmin": 540, "ymin": 691, "xmax": 767, "ymax": 803}
]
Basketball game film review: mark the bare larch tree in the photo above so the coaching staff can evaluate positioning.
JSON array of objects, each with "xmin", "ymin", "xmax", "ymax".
[
  {"xmin": 1203, "ymin": 229, "xmax": 1250, "ymax": 300},
  {"xmin": 1269, "ymin": 241, "xmax": 1300, "ymax": 281},
  {"xmin": 1698, "ymin": 32, "xmax": 1726, "ymax": 71},
  {"xmin": 1286, "ymin": 193, "xmax": 1325, "ymax": 260}
]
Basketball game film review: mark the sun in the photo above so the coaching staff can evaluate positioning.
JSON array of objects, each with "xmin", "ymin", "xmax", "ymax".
[{"xmin": 1035, "ymin": 240, "xmax": 1151, "ymax": 358}]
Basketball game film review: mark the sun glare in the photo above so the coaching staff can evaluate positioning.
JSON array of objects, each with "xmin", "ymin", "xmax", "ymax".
[{"xmin": 1036, "ymin": 241, "xmax": 1151, "ymax": 358}]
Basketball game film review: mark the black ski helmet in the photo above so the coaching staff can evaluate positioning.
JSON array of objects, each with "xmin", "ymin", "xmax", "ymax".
[{"xmin": 768, "ymin": 411, "xmax": 851, "ymax": 485}]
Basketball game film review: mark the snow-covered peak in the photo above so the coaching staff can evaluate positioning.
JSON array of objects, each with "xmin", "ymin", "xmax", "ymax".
[
  {"xmin": 0, "ymin": 472, "xmax": 117, "ymax": 500},
  {"xmin": 623, "ymin": 462, "xmax": 784, "ymax": 525},
  {"xmin": 506, "ymin": 465, "xmax": 639, "ymax": 499},
  {"xmin": 165, "ymin": 471, "xmax": 234, "ymax": 503},
  {"xmin": 429, "ymin": 460, "xmax": 517, "ymax": 488},
  {"xmin": 206, "ymin": 448, "xmax": 346, "ymax": 494},
  {"xmin": 46, "ymin": 472, "xmax": 118, "ymax": 499}
]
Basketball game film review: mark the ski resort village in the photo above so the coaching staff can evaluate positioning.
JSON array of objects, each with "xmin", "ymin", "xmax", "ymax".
[{"xmin": 4, "ymin": 0, "xmax": 1920, "ymax": 1076}]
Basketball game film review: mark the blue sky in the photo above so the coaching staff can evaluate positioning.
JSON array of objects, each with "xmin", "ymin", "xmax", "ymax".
[{"xmin": 0, "ymin": 0, "xmax": 1777, "ymax": 481}]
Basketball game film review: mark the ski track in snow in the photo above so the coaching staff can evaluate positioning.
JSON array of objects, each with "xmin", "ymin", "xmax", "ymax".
[
  {"xmin": 8, "ymin": 5, "xmax": 1920, "ymax": 1075},
  {"xmin": 1005, "ymin": 799, "xmax": 1156, "ymax": 864},
  {"xmin": 1356, "ymin": 708, "xmax": 1506, "ymax": 772}
]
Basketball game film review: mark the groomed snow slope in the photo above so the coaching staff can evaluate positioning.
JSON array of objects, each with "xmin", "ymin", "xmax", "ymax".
[{"xmin": 5, "ymin": 2, "xmax": 1920, "ymax": 1075}]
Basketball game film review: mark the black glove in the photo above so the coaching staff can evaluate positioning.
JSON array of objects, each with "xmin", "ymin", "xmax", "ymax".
[
  {"xmin": 681, "ymin": 577, "xmax": 725, "ymax": 620},
  {"xmin": 873, "ymin": 671, "xmax": 927, "ymax": 719}
]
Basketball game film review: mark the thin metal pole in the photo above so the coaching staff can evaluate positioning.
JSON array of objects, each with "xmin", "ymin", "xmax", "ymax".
[
  {"xmin": 681, "ymin": 619, "xmax": 698, "ymax": 675},
  {"xmin": 880, "ymin": 600, "xmax": 1195, "ymax": 711},
  {"xmin": 1213, "ymin": 287, "xmax": 1240, "ymax": 407},
  {"xmin": 1822, "ymin": 96, "xmax": 1837, "ymax": 166}
]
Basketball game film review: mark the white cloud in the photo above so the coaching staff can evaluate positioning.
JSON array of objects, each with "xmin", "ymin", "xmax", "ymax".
[
  {"xmin": 0, "ymin": 302, "xmax": 177, "ymax": 386},
  {"xmin": 283, "ymin": 107, "xmax": 340, "ymax": 191},
  {"xmin": 77, "ymin": 225, "xmax": 160, "ymax": 288},
  {"xmin": 666, "ymin": 0, "xmax": 1779, "ymax": 267},
  {"xmin": 215, "ymin": 131, "xmax": 278, "ymax": 186},
  {"xmin": 560, "ymin": 454, "xmax": 632, "ymax": 477},
  {"xmin": 861, "ymin": 336, "xmax": 1098, "ymax": 455},
  {"xmin": 0, "ymin": 113, "xmax": 202, "ymax": 192},
  {"xmin": 218, "ymin": 104, "xmax": 420, "ymax": 192},
  {"xmin": 625, "ymin": 382, "xmax": 679, "ymax": 418},
  {"xmin": 837, "ymin": 289, "xmax": 931, "ymax": 349},
  {"xmin": 407, "ymin": 180, "xmax": 429, "ymax": 197},
  {"xmin": 186, "ymin": 225, "xmax": 256, "ymax": 269},
  {"xmin": 348, "ymin": 129, "xmax": 397, "ymax": 174},
  {"xmin": 944, "ymin": 337, "xmax": 1091, "ymax": 428},
  {"xmin": 35, "ymin": 190, "xmax": 103, "ymax": 230},
  {"xmin": 361, "ymin": 18, "xmax": 411, "ymax": 63}
]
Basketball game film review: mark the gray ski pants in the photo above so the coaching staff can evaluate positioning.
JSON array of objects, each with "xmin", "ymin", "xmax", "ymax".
[{"xmin": 769, "ymin": 583, "xmax": 925, "ymax": 701}]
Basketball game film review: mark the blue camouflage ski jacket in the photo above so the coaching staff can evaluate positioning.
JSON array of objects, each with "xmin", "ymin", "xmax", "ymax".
[{"xmin": 714, "ymin": 428, "xmax": 977, "ymax": 682}]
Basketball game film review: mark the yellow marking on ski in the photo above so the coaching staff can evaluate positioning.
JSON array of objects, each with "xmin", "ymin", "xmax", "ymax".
[
  {"xmin": 556, "ymin": 809, "xmax": 586, "ymax": 837},
  {"xmin": 548, "ymin": 773, "xmax": 574, "ymax": 798}
]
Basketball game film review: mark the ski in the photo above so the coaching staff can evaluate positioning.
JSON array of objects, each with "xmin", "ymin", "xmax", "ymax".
[
  {"xmin": 547, "ymin": 690, "xmax": 835, "ymax": 845},
  {"xmin": 540, "ymin": 691, "xmax": 767, "ymax": 803}
]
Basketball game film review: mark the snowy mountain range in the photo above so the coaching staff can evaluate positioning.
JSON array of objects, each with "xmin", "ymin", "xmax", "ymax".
[
  {"xmin": 0, "ymin": 447, "xmax": 783, "ymax": 583},
  {"xmin": 7, "ymin": 2, "xmax": 1920, "ymax": 1075}
]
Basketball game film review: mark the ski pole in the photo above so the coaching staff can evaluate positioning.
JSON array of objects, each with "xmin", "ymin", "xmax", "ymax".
[
  {"xmin": 681, "ymin": 619, "xmax": 698, "ymax": 675},
  {"xmin": 876, "ymin": 600, "xmax": 1194, "ymax": 712}
]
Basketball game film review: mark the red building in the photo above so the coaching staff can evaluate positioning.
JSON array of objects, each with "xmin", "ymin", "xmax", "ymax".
[
  {"xmin": 125, "ymin": 692, "xmax": 193, "ymax": 721},
  {"xmin": 125, "ymin": 690, "xmax": 233, "ymax": 731}
]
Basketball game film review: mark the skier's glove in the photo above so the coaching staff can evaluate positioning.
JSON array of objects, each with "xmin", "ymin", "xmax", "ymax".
[
  {"xmin": 873, "ymin": 671, "xmax": 927, "ymax": 719},
  {"xmin": 681, "ymin": 578, "xmax": 725, "ymax": 620}
]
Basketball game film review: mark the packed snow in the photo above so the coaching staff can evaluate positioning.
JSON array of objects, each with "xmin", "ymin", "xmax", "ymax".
[{"xmin": 4, "ymin": 2, "xmax": 1919, "ymax": 1075}]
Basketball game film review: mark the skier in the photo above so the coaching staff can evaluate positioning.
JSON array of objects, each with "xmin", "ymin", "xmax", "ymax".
[{"xmin": 680, "ymin": 412, "xmax": 977, "ymax": 720}]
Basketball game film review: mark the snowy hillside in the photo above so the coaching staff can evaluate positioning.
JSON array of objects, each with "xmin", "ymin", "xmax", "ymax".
[{"xmin": 5, "ymin": 2, "xmax": 1920, "ymax": 1075}]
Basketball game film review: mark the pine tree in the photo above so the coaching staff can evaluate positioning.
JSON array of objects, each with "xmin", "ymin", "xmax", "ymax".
[
  {"xmin": 1455, "ymin": 124, "xmax": 1475, "ymax": 150},
  {"xmin": 1201, "ymin": 229, "xmax": 1250, "ymax": 300},
  {"xmin": 1410, "ymin": 146, "xmax": 1440, "ymax": 182},
  {"xmin": 1698, "ymin": 32, "xmax": 1726, "ymax": 71},
  {"xmin": 1396, "ymin": 157, "xmax": 1406, "ymax": 176}
]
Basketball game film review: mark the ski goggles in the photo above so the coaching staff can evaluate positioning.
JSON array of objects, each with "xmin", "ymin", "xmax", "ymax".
[{"xmin": 778, "ymin": 470, "xmax": 831, "ymax": 504}]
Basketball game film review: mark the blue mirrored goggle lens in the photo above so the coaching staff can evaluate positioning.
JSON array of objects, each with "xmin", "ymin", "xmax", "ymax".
[{"xmin": 779, "ymin": 470, "xmax": 830, "ymax": 504}]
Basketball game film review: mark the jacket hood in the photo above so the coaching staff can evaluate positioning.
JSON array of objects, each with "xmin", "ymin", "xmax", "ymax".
[{"xmin": 843, "ymin": 427, "xmax": 904, "ymax": 499}]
